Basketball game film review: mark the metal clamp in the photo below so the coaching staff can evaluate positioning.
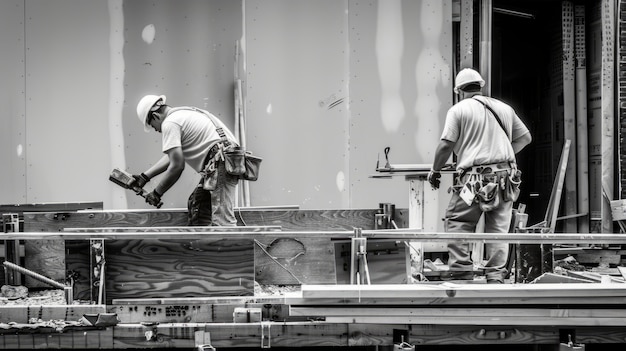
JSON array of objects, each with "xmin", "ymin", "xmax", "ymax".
[{"xmin": 350, "ymin": 228, "xmax": 370, "ymax": 285}]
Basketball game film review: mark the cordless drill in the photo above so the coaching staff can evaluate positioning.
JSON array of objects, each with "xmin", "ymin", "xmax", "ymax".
[{"xmin": 109, "ymin": 168, "xmax": 163, "ymax": 208}]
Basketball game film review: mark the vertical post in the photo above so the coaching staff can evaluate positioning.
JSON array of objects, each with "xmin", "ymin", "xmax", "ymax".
[
  {"xmin": 600, "ymin": 0, "xmax": 615, "ymax": 233},
  {"xmin": 479, "ymin": 0, "xmax": 492, "ymax": 96},
  {"xmin": 459, "ymin": 0, "xmax": 473, "ymax": 69},
  {"xmin": 406, "ymin": 178, "xmax": 424, "ymax": 283},
  {"xmin": 574, "ymin": 4, "xmax": 590, "ymax": 233},
  {"xmin": 562, "ymin": 1, "xmax": 579, "ymax": 233},
  {"xmin": 2, "ymin": 213, "xmax": 21, "ymax": 285},
  {"xmin": 90, "ymin": 239, "xmax": 106, "ymax": 304}
]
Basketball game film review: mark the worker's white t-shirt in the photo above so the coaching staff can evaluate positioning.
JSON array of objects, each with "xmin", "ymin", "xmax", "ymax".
[
  {"xmin": 161, "ymin": 108, "xmax": 238, "ymax": 173},
  {"xmin": 440, "ymin": 96, "xmax": 530, "ymax": 171}
]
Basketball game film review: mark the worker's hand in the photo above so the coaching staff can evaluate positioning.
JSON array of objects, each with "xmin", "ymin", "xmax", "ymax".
[
  {"xmin": 132, "ymin": 173, "xmax": 150, "ymax": 188},
  {"xmin": 427, "ymin": 170, "xmax": 441, "ymax": 189},
  {"xmin": 145, "ymin": 189, "xmax": 162, "ymax": 207}
]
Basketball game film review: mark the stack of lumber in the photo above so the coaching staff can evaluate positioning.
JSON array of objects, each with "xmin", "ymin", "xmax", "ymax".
[{"xmin": 287, "ymin": 283, "xmax": 626, "ymax": 326}]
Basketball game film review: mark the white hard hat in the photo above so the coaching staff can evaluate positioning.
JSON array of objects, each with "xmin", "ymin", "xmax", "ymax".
[
  {"xmin": 454, "ymin": 68, "xmax": 485, "ymax": 94},
  {"xmin": 136, "ymin": 94, "xmax": 166, "ymax": 132}
]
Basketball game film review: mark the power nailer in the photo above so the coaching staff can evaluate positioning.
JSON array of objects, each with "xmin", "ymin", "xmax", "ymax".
[{"xmin": 109, "ymin": 168, "xmax": 163, "ymax": 208}]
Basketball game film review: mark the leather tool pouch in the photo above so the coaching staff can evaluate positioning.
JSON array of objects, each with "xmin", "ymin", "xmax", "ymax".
[
  {"xmin": 201, "ymin": 161, "xmax": 218, "ymax": 191},
  {"xmin": 477, "ymin": 180, "xmax": 500, "ymax": 212},
  {"xmin": 224, "ymin": 147, "xmax": 262, "ymax": 181},
  {"xmin": 242, "ymin": 152, "xmax": 262, "ymax": 181},
  {"xmin": 503, "ymin": 169, "xmax": 522, "ymax": 202},
  {"xmin": 224, "ymin": 147, "xmax": 246, "ymax": 176}
]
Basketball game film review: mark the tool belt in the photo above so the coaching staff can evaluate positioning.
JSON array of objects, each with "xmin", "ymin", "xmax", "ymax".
[
  {"xmin": 462, "ymin": 161, "xmax": 516, "ymax": 175},
  {"xmin": 454, "ymin": 161, "xmax": 521, "ymax": 211},
  {"xmin": 200, "ymin": 142, "xmax": 229, "ymax": 191},
  {"xmin": 199, "ymin": 141, "xmax": 263, "ymax": 191}
]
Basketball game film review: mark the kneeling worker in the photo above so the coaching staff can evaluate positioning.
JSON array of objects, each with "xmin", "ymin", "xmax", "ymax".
[
  {"xmin": 427, "ymin": 69, "xmax": 532, "ymax": 283},
  {"xmin": 131, "ymin": 94, "xmax": 240, "ymax": 226}
]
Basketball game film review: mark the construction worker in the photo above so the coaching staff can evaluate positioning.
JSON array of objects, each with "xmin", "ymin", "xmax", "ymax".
[
  {"xmin": 427, "ymin": 68, "xmax": 532, "ymax": 283},
  {"xmin": 131, "ymin": 94, "xmax": 240, "ymax": 226}
]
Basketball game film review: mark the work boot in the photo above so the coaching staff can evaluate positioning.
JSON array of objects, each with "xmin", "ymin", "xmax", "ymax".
[
  {"xmin": 485, "ymin": 270, "xmax": 506, "ymax": 284},
  {"xmin": 440, "ymin": 270, "xmax": 474, "ymax": 281}
]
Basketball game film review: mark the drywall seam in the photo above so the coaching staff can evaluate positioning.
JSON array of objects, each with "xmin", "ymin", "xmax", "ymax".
[
  {"xmin": 376, "ymin": 0, "xmax": 405, "ymax": 133},
  {"xmin": 108, "ymin": 0, "xmax": 127, "ymax": 209}
]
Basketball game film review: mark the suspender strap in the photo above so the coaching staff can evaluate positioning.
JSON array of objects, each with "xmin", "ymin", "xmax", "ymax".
[
  {"xmin": 472, "ymin": 97, "xmax": 509, "ymax": 140},
  {"xmin": 169, "ymin": 106, "xmax": 232, "ymax": 147}
]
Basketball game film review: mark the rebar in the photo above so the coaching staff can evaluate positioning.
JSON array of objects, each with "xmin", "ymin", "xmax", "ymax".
[{"xmin": 2, "ymin": 261, "xmax": 66, "ymax": 289}]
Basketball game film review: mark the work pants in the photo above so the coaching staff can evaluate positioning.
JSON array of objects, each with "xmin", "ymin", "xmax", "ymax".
[
  {"xmin": 444, "ymin": 189, "xmax": 513, "ymax": 283},
  {"xmin": 188, "ymin": 161, "xmax": 239, "ymax": 226}
]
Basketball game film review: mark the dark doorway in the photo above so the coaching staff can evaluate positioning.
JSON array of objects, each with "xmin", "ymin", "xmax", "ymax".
[{"xmin": 491, "ymin": 0, "xmax": 598, "ymax": 229}]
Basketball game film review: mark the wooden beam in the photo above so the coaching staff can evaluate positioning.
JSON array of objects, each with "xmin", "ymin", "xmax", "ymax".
[
  {"xmin": 104, "ymin": 238, "xmax": 254, "ymax": 302},
  {"xmin": 0, "ymin": 305, "xmax": 106, "ymax": 323},
  {"xmin": 290, "ymin": 306, "xmax": 626, "ymax": 326},
  {"xmin": 296, "ymin": 283, "xmax": 626, "ymax": 301},
  {"xmin": 24, "ymin": 208, "xmax": 407, "ymax": 232},
  {"xmin": 7, "ymin": 230, "xmax": 626, "ymax": 244}
]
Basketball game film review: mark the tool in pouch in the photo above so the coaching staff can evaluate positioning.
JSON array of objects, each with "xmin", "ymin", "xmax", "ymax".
[{"xmin": 457, "ymin": 169, "xmax": 505, "ymax": 212}]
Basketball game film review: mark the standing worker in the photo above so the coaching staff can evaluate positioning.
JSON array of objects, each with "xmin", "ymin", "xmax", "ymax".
[
  {"xmin": 131, "ymin": 94, "xmax": 240, "ymax": 226},
  {"xmin": 427, "ymin": 68, "xmax": 532, "ymax": 283}
]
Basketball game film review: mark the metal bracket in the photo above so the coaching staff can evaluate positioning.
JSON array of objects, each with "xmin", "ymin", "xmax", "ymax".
[
  {"xmin": 476, "ymin": 328, "xmax": 511, "ymax": 340},
  {"xmin": 2, "ymin": 213, "xmax": 21, "ymax": 285},
  {"xmin": 53, "ymin": 212, "xmax": 72, "ymax": 220},
  {"xmin": 350, "ymin": 228, "xmax": 370, "ymax": 285}
]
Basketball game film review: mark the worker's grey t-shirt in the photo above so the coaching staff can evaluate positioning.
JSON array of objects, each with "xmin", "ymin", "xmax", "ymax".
[
  {"xmin": 161, "ymin": 108, "xmax": 237, "ymax": 173},
  {"xmin": 440, "ymin": 96, "xmax": 530, "ymax": 171}
]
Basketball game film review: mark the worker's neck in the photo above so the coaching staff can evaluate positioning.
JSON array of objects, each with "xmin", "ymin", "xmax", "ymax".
[{"xmin": 462, "ymin": 91, "xmax": 483, "ymax": 99}]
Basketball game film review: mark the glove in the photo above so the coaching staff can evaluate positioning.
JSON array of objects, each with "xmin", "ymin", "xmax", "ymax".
[
  {"xmin": 145, "ymin": 189, "xmax": 162, "ymax": 207},
  {"xmin": 132, "ymin": 173, "xmax": 150, "ymax": 188},
  {"xmin": 427, "ymin": 170, "xmax": 441, "ymax": 189}
]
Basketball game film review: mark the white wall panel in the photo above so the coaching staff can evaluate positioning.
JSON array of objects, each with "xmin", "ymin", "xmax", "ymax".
[
  {"xmin": 245, "ymin": 0, "xmax": 350, "ymax": 208},
  {"xmin": 349, "ymin": 0, "xmax": 453, "ymax": 228},
  {"xmin": 0, "ymin": 1, "xmax": 27, "ymax": 204},
  {"xmin": 24, "ymin": 0, "xmax": 110, "ymax": 204}
]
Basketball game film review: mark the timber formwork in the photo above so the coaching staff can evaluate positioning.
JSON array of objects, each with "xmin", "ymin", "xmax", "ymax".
[{"xmin": 2, "ymin": 207, "xmax": 626, "ymax": 349}]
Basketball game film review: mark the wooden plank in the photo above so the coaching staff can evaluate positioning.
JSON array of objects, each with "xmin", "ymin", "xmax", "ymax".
[
  {"xmin": 324, "ymin": 315, "xmax": 626, "ymax": 326},
  {"xmin": 112, "ymin": 322, "xmax": 351, "ymax": 349},
  {"xmin": 291, "ymin": 306, "xmax": 626, "ymax": 319},
  {"xmin": 110, "ymin": 322, "xmax": 563, "ymax": 347},
  {"xmin": 283, "ymin": 294, "xmax": 626, "ymax": 306},
  {"xmin": 255, "ymin": 236, "xmax": 337, "ymax": 284},
  {"xmin": 66, "ymin": 225, "xmax": 282, "ymax": 232},
  {"xmin": 24, "ymin": 210, "xmax": 189, "ymax": 231},
  {"xmin": 297, "ymin": 283, "xmax": 626, "ymax": 301},
  {"xmin": 0, "ymin": 305, "xmax": 106, "ymax": 323},
  {"xmin": 24, "ymin": 208, "xmax": 408, "ymax": 232},
  {"xmin": 8, "ymin": 230, "xmax": 626, "ymax": 244},
  {"xmin": 105, "ymin": 238, "xmax": 254, "ymax": 302},
  {"xmin": 110, "ymin": 303, "xmax": 213, "ymax": 323},
  {"xmin": 0, "ymin": 201, "xmax": 103, "ymax": 214}
]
